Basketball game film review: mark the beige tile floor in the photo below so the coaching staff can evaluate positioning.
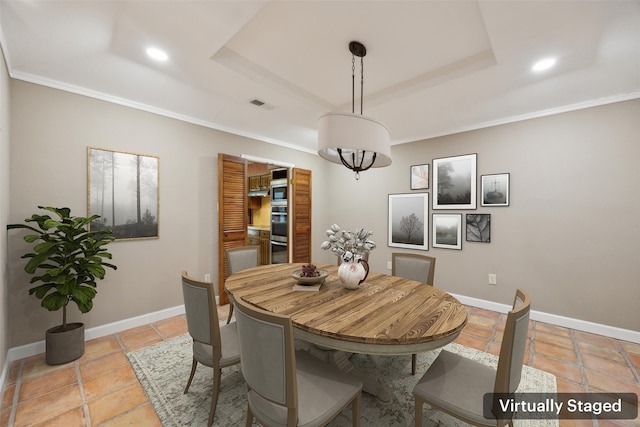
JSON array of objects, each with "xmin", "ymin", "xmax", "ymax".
[{"xmin": 1, "ymin": 305, "xmax": 639, "ymax": 426}]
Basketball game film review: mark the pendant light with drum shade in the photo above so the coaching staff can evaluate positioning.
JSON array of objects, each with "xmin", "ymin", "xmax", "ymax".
[{"xmin": 317, "ymin": 41, "xmax": 391, "ymax": 180}]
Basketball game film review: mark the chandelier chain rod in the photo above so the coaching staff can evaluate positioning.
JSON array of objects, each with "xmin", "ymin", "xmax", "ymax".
[
  {"xmin": 351, "ymin": 54, "xmax": 355, "ymax": 114},
  {"xmin": 360, "ymin": 55, "xmax": 364, "ymax": 115}
]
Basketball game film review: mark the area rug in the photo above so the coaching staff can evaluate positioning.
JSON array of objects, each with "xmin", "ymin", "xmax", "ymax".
[{"xmin": 128, "ymin": 334, "xmax": 557, "ymax": 426}]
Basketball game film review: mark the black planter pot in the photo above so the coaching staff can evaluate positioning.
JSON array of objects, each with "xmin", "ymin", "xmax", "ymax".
[{"xmin": 45, "ymin": 322, "xmax": 85, "ymax": 365}]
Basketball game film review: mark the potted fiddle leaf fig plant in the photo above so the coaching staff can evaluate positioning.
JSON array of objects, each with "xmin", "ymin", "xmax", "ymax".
[{"xmin": 8, "ymin": 206, "xmax": 117, "ymax": 365}]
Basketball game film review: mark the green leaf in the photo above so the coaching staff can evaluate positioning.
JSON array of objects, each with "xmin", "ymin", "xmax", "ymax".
[
  {"xmin": 57, "ymin": 279, "xmax": 74, "ymax": 296},
  {"xmin": 24, "ymin": 252, "xmax": 54, "ymax": 274},
  {"xmin": 102, "ymin": 262, "xmax": 117, "ymax": 271},
  {"xmin": 33, "ymin": 241, "xmax": 59, "ymax": 254},
  {"xmin": 73, "ymin": 286, "xmax": 97, "ymax": 304},
  {"xmin": 28, "ymin": 283, "xmax": 54, "ymax": 299},
  {"xmin": 96, "ymin": 252, "xmax": 113, "ymax": 259},
  {"xmin": 23, "ymin": 234, "xmax": 42, "ymax": 243},
  {"xmin": 40, "ymin": 206, "xmax": 71, "ymax": 219},
  {"xmin": 43, "ymin": 219, "xmax": 63, "ymax": 230},
  {"xmin": 86, "ymin": 264, "xmax": 106, "ymax": 279},
  {"xmin": 41, "ymin": 292, "xmax": 68, "ymax": 311},
  {"xmin": 75, "ymin": 298, "xmax": 93, "ymax": 314}
]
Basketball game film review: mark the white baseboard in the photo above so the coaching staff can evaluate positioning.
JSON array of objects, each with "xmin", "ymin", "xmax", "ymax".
[
  {"xmin": 4, "ymin": 305, "xmax": 188, "ymax": 364},
  {"xmin": 451, "ymin": 293, "xmax": 640, "ymax": 344},
  {"xmin": 0, "ymin": 303, "xmax": 189, "ymax": 395},
  {"xmin": 2, "ymin": 294, "xmax": 638, "ymax": 397}
]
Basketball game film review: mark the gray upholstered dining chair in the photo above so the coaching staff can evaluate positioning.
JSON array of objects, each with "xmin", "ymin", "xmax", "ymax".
[
  {"xmin": 224, "ymin": 245, "xmax": 260, "ymax": 324},
  {"xmin": 181, "ymin": 271, "xmax": 241, "ymax": 426},
  {"xmin": 391, "ymin": 252, "xmax": 436, "ymax": 374},
  {"xmin": 391, "ymin": 252, "xmax": 436, "ymax": 286},
  {"xmin": 413, "ymin": 289, "xmax": 531, "ymax": 427},
  {"xmin": 233, "ymin": 295, "xmax": 363, "ymax": 427}
]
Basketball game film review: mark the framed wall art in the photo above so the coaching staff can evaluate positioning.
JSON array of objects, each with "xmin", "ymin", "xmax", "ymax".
[
  {"xmin": 432, "ymin": 213, "xmax": 462, "ymax": 250},
  {"xmin": 88, "ymin": 147, "xmax": 159, "ymax": 240},
  {"xmin": 481, "ymin": 173, "xmax": 510, "ymax": 206},
  {"xmin": 410, "ymin": 163, "xmax": 429, "ymax": 190},
  {"xmin": 388, "ymin": 193, "xmax": 429, "ymax": 250},
  {"xmin": 466, "ymin": 214, "xmax": 491, "ymax": 243},
  {"xmin": 432, "ymin": 153, "xmax": 477, "ymax": 209}
]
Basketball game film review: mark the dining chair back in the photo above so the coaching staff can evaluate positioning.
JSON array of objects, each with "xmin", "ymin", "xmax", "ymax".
[
  {"xmin": 224, "ymin": 245, "xmax": 260, "ymax": 323},
  {"xmin": 495, "ymin": 289, "xmax": 530, "ymax": 395},
  {"xmin": 226, "ymin": 245, "xmax": 261, "ymax": 275},
  {"xmin": 391, "ymin": 253, "xmax": 437, "ymax": 374},
  {"xmin": 233, "ymin": 295, "xmax": 363, "ymax": 427},
  {"xmin": 181, "ymin": 271, "xmax": 241, "ymax": 426},
  {"xmin": 412, "ymin": 289, "xmax": 531, "ymax": 427},
  {"xmin": 391, "ymin": 253, "xmax": 436, "ymax": 285}
]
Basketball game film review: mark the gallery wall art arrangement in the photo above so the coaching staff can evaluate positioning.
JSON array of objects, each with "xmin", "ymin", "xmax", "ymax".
[{"xmin": 389, "ymin": 154, "xmax": 508, "ymax": 251}]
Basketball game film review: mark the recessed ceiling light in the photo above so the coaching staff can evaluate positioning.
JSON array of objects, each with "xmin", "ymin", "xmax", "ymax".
[
  {"xmin": 532, "ymin": 57, "xmax": 556, "ymax": 72},
  {"xmin": 146, "ymin": 47, "xmax": 168, "ymax": 62}
]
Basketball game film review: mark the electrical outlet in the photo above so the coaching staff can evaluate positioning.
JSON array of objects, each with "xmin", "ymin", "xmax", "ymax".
[
  {"xmin": 488, "ymin": 273, "xmax": 497, "ymax": 285},
  {"xmin": 204, "ymin": 273, "xmax": 211, "ymax": 282},
  {"xmin": 387, "ymin": 261, "xmax": 392, "ymax": 270}
]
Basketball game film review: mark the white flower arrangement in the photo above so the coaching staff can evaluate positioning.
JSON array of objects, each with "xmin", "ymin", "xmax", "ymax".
[{"xmin": 320, "ymin": 224, "xmax": 376, "ymax": 262}]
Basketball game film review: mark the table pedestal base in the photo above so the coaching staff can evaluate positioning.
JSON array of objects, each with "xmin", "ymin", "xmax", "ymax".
[{"xmin": 299, "ymin": 341, "xmax": 394, "ymax": 405}]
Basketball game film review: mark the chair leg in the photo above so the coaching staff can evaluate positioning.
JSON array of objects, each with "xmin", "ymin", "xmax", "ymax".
[
  {"xmin": 411, "ymin": 353, "xmax": 417, "ymax": 375},
  {"xmin": 352, "ymin": 393, "xmax": 361, "ymax": 427},
  {"xmin": 414, "ymin": 395, "xmax": 423, "ymax": 427},
  {"xmin": 226, "ymin": 303, "xmax": 234, "ymax": 324},
  {"xmin": 208, "ymin": 368, "xmax": 222, "ymax": 426},
  {"xmin": 245, "ymin": 403, "xmax": 253, "ymax": 427},
  {"xmin": 184, "ymin": 358, "xmax": 198, "ymax": 393}
]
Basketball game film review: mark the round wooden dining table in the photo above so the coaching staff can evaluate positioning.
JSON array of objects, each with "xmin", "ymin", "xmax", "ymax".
[
  {"xmin": 225, "ymin": 262, "xmax": 467, "ymax": 353},
  {"xmin": 225, "ymin": 262, "xmax": 468, "ymax": 403}
]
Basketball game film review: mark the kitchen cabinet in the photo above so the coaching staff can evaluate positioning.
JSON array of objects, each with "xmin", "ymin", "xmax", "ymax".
[
  {"xmin": 248, "ymin": 227, "xmax": 270, "ymax": 265},
  {"xmin": 248, "ymin": 228, "xmax": 260, "ymax": 246},
  {"xmin": 259, "ymin": 230, "xmax": 270, "ymax": 265},
  {"xmin": 248, "ymin": 175, "xmax": 261, "ymax": 191},
  {"xmin": 260, "ymin": 174, "xmax": 271, "ymax": 190},
  {"xmin": 249, "ymin": 173, "xmax": 270, "ymax": 192},
  {"xmin": 249, "ymin": 197, "xmax": 261, "ymax": 209}
]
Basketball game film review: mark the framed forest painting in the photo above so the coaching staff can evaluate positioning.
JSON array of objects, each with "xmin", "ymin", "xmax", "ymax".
[
  {"xmin": 433, "ymin": 153, "xmax": 477, "ymax": 209},
  {"xmin": 388, "ymin": 193, "xmax": 429, "ymax": 250},
  {"xmin": 88, "ymin": 147, "xmax": 159, "ymax": 240}
]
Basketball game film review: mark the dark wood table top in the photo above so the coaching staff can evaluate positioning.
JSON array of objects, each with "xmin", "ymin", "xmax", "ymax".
[{"xmin": 225, "ymin": 263, "xmax": 468, "ymax": 355}]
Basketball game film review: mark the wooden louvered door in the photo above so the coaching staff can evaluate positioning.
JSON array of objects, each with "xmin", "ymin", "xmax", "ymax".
[
  {"xmin": 217, "ymin": 153, "xmax": 248, "ymax": 305},
  {"xmin": 291, "ymin": 168, "xmax": 312, "ymax": 263}
]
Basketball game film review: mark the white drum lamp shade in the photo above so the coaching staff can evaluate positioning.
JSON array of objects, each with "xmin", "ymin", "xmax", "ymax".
[{"xmin": 317, "ymin": 112, "xmax": 392, "ymax": 170}]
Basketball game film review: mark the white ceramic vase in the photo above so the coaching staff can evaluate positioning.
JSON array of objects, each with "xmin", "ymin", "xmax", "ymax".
[{"xmin": 338, "ymin": 258, "xmax": 369, "ymax": 290}]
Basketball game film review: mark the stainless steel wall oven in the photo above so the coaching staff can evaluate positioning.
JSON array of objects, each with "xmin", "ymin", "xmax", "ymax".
[{"xmin": 270, "ymin": 168, "xmax": 289, "ymax": 263}]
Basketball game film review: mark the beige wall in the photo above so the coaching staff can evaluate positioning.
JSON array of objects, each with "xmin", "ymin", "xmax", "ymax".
[
  {"xmin": 1, "ymin": 41, "xmax": 10, "ymax": 375},
  {"xmin": 325, "ymin": 99, "xmax": 640, "ymax": 331},
  {"xmin": 6, "ymin": 78, "xmax": 639, "ymax": 350},
  {"xmin": 7, "ymin": 80, "xmax": 331, "ymax": 347}
]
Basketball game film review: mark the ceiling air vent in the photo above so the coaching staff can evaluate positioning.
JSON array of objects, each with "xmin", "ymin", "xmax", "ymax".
[{"xmin": 249, "ymin": 99, "xmax": 276, "ymax": 110}]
